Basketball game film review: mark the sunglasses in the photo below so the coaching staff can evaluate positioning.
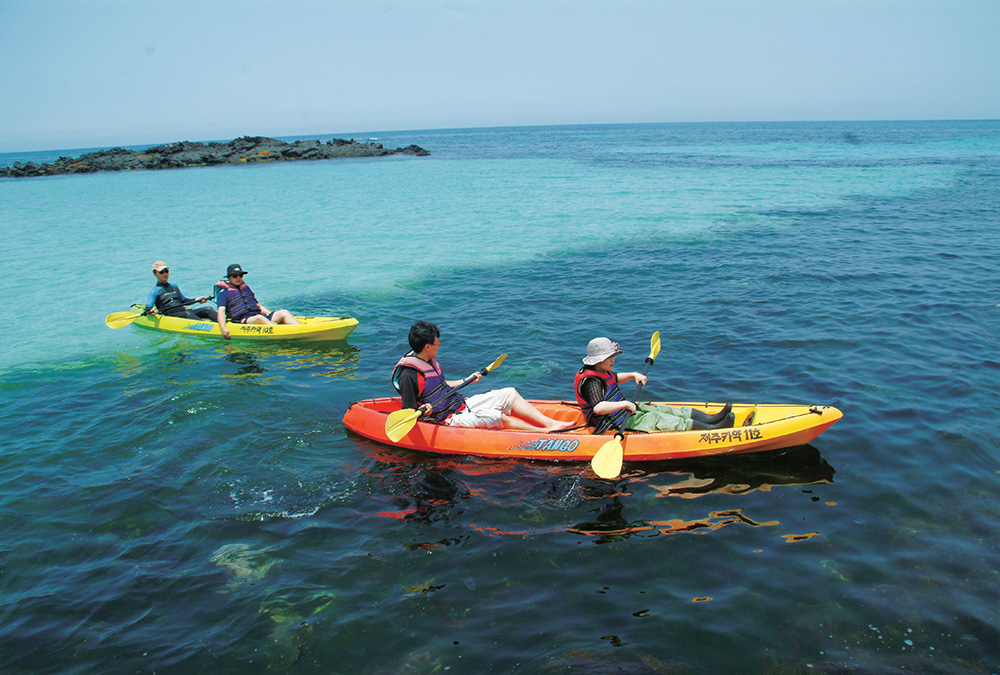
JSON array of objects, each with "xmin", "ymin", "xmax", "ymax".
[
  {"xmin": 229, "ymin": 273, "xmax": 244, "ymax": 278},
  {"xmin": 156, "ymin": 268, "xmax": 169, "ymax": 274}
]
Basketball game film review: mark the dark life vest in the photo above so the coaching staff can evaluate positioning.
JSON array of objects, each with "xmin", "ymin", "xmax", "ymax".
[
  {"xmin": 215, "ymin": 280, "xmax": 260, "ymax": 322},
  {"xmin": 574, "ymin": 367, "xmax": 629, "ymax": 433},
  {"xmin": 391, "ymin": 354, "xmax": 466, "ymax": 423},
  {"xmin": 154, "ymin": 282, "xmax": 188, "ymax": 316}
]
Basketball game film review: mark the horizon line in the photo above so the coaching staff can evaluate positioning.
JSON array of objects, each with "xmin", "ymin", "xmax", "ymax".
[{"xmin": 3, "ymin": 117, "xmax": 998, "ymax": 156}]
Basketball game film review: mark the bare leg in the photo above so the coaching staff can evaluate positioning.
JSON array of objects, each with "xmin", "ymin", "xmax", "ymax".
[
  {"xmin": 501, "ymin": 414, "xmax": 545, "ymax": 430},
  {"xmin": 509, "ymin": 392, "xmax": 564, "ymax": 430},
  {"xmin": 245, "ymin": 314, "xmax": 276, "ymax": 325},
  {"xmin": 271, "ymin": 309, "xmax": 300, "ymax": 325}
]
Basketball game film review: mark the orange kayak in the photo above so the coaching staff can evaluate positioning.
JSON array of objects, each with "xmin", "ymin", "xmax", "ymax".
[{"xmin": 342, "ymin": 398, "xmax": 843, "ymax": 463}]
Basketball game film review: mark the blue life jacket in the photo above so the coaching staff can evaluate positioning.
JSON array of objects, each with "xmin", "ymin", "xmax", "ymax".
[
  {"xmin": 574, "ymin": 367, "xmax": 629, "ymax": 433},
  {"xmin": 391, "ymin": 354, "xmax": 466, "ymax": 423},
  {"xmin": 215, "ymin": 280, "xmax": 260, "ymax": 322}
]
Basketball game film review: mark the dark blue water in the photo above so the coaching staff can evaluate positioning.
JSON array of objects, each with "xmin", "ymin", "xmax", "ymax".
[{"xmin": 1, "ymin": 121, "xmax": 998, "ymax": 674}]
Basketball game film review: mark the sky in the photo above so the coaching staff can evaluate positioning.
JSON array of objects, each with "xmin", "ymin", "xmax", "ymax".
[{"xmin": 1, "ymin": 0, "xmax": 998, "ymax": 152}]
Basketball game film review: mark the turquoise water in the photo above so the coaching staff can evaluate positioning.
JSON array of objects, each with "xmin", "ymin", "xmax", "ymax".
[{"xmin": 1, "ymin": 121, "xmax": 998, "ymax": 673}]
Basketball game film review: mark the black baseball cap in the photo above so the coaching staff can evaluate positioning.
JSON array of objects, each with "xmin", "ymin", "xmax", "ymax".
[{"xmin": 226, "ymin": 264, "xmax": 247, "ymax": 277}]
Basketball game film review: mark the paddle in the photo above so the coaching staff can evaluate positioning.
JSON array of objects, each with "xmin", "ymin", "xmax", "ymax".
[
  {"xmin": 384, "ymin": 354, "xmax": 508, "ymax": 442},
  {"xmin": 104, "ymin": 310, "xmax": 146, "ymax": 329},
  {"xmin": 590, "ymin": 332, "xmax": 661, "ymax": 479},
  {"xmin": 106, "ymin": 292, "xmax": 216, "ymax": 329}
]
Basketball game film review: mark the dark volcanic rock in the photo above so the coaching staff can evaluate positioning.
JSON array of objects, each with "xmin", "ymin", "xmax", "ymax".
[{"xmin": 0, "ymin": 135, "xmax": 430, "ymax": 178}]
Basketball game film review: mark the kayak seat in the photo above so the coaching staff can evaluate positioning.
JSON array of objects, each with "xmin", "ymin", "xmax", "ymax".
[{"xmin": 538, "ymin": 405, "xmax": 588, "ymax": 426}]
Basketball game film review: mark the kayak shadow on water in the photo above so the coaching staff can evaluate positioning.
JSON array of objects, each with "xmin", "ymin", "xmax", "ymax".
[
  {"xmin": 569, "ymin": 445, "xmax": 836, "ymax": 541},
  {"xmin": 347, "ymin": 437, "xmax": 835, "ymax": 543},
  {"xmin": 626, "ymin": 443, "xmax": 836, "ymax": 497},
  {"xmin": 214, "ymin": 340, "xmax": 362, "ymax": 380},
  {"xmin": 117, "ymin": 337, "xmax": 362, "ymax": 381},
  {"xmin": 349, "ymin": 438, "xmax": 604, "ymax": 541}
]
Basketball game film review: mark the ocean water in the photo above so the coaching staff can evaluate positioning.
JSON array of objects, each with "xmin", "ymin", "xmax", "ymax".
[{"xmin": 1, "ymin": 121, "xmax": 998, "ymax": 674}]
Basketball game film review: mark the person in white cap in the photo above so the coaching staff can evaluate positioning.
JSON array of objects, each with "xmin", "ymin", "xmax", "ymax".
[
  {"xmin": 574, "ymin": 337, "xmax": 733, "ymax": 433},
  {"xmin": 145, "ymin": 261, "xmax": 216, "ymax": 320}
]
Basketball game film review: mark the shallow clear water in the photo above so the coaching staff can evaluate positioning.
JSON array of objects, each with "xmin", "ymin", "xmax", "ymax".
[{"xmin": 1, "ymin": 121, "xmax": 998, "ymax": 674}]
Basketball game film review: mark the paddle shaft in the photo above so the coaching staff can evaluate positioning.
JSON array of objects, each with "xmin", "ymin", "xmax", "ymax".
[
  {"xmin": 418, "ymin": 365, "xmax": 488, "ymax": 416},
  {"xmin": 610, "ymin": 355, "xmax": 656, "ymax": 437},
  {"xmin": 589, "ymin": 356, "xmax": 655, "ymax": 478},
  {"xmin": 589, "ymin": 332, "xmax": 661, "ymax": 479},
  {"xmin": 418, "ymin": 353, "xmax": 506, "ymax": 412},
  {"xmin": 384, "ymin": 356, "xmax": 504, "ymax": 442}
]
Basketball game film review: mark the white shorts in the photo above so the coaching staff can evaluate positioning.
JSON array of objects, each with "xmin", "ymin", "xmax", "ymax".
[{"xmin": 445, "ymin": 387, "xmax": 517, "ymax": 429}]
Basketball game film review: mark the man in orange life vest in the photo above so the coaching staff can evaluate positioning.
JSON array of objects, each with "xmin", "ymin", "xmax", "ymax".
[
  {"xmin": 575, "ymin": 337, "xmax": 734, "ymax": 432},
  {"xmin": 215, "ymin": 264, "xmax": 300, "ymax": 340},
  {"xmin": 392, "ymin": 321, "xmax": 564, "ymax": 430}
]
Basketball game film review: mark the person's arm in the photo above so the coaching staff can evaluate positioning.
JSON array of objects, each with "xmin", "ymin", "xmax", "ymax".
[
  {"xmin": 216, "ymin": 290, "xmax": 231, "ymax": 339},
  {"xmin": 445, "ymin": 371, "xmax": 481, "ymax": 388},
  {"xmin": 177, "ymin": 285, "xmax": 195, "ymax": 306},
  {"xmin": 615, "ymin": 371, "xmax": 647, "ymax": 387},
  {"xmin": 581, "ymin": 377, "xmax": 635, "ymax": 415},
  {"xmin": 176, "ymin": 286, "xmax": 208, "ymax": 305},
  {"xmin": 398, "ymin": 369, "xmax": 424, "ymax": 411},
  {"xmin": 243, "ymin": 284, "xmax": 265, "ymax": 313},
  {"xmin": 145, "ymin": 286, "xmax": 160, "ymax": 314}
]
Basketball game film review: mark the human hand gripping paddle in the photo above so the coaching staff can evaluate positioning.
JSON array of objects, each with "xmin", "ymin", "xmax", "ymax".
[
  {"xmin": 384, "ymin": 354, "xmax": 508, "ymax": 443},
  {"xmin": 590, "ymin": 332, "xmax": 661, "ymax": 479}
]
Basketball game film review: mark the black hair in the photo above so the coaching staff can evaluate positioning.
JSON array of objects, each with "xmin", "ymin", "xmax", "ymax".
[{"xmin": 408, "ymin": 320, "xmax": 440, "ymax": 353}]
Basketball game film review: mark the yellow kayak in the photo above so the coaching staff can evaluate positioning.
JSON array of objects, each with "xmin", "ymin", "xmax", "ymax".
[{"xmin": 106, "ymin": 304, "xmax": 359, "ymax": 341}]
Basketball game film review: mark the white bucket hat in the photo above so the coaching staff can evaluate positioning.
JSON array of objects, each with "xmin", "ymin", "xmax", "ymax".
[{"xmin": 582, "ymin": 337, "xmax": 622, "ymax": 365}]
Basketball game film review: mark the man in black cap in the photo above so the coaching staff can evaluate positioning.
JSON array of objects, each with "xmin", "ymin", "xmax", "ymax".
[{"xmin": 214, "ymin": 263, "xmax": 299, "ymax": 340}]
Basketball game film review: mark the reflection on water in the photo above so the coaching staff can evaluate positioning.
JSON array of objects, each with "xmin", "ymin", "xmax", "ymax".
[
  {"xmin": 353, "ymin": 441, "xmax": 590, "ymax": 545},
  {"xmin": 223, "ymin": 350, "xmax": 270, "ymax": 378},
  {"xmin": 361, "ymin": 451, "xmax": 473, "ymax": 541},
  {"xmin": 569, "ymin": 499, "xmax": 781, "ymax": 539},
  {"xmin": 570, "ymin": 445, "xmax": 835, "ymax": 542},
  {"xmin": 352, "ymin": 440, "xmax": 835, "ymax": 545},
  {"xmin": 109, "ymin": 339, "xmax": 362, "ymax": 382},
  {"xmin": 217, "ymin": 341, "xmax": 362, "ymax": 381},
  {"xmin": 634, "ymin": 444, "xmax": 835, "ymax": 498}
]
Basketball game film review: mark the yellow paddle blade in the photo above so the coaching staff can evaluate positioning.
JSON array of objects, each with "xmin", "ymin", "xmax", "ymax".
[
  {"xmin": 590, "ymin": 434, "xmax": 624, "ymax": 479},
  {"xmin": 385, "ymin": 408, "xmax": 423, "ymax": 443},
  {"xmin": 485, "ymin": 353, "xmax": 507, "ymax": 372},
  {"xmin": 649, "ymin": 331, "xmax": 661, "ymax": 361},
  {"xmin": 105, "ymin": 311, "xmax": 141, "ymax": 329}
]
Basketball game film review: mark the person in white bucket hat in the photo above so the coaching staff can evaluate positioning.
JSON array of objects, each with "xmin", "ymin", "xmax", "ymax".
[{"xmin": 574, "ymin": 337, "xmax": 733, "ymax": 433}]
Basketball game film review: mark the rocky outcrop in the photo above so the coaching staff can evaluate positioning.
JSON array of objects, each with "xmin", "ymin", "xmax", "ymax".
[{"xmin": 0, "ymin": 136, "xmax": 429, "ymax": 178}]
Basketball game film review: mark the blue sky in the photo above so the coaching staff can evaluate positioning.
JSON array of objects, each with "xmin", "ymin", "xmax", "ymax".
[{"xmin": 1, "ymin": 0, "xmax": 998, "ymax": 152}]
